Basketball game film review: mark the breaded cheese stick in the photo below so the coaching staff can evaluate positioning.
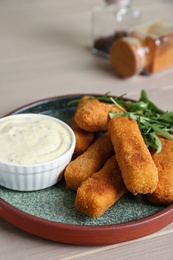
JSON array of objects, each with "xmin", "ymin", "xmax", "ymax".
[
  {"xmin": 108, "ymin": 117, "xmax": 158, "ymax": 195},
  {"xmin": 75, "ymin": 156, "xmax": 127, "ymax": 218},
  {"xmin": 70, "ymin": 95, "xmax": 95, "ymax": 158},
  {"xmin": 71, "ymin": 118, "xmax": 95, "ymax": 158},
  {"xmin": 74, "ymin": 98, "xmax": 123, "ymax": 132},
  {"xmin": 64, "ymin": 133, "xmax": 114, "ymax": 190},
  {"xmin": 75, "ymin": 95, "xmax": 92, "ymax": 110},
  {"xmin": 147, "ymin": 136, "xmax": 173, "ymax": 204}
]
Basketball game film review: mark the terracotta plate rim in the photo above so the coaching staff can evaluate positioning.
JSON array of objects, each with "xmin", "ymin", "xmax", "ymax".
[{"xmin": 0, "ymin": 198, "xmax": 173, "ymax": 245}]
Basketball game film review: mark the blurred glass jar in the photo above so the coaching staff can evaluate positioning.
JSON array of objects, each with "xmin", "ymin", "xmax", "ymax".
[
  {"xmin": 111, "ymin": 19, "xmax": 173, "ymax": 78},
  {"xmin": 91, "ymin": 0, "xmax": 141, "ymax": 58}
]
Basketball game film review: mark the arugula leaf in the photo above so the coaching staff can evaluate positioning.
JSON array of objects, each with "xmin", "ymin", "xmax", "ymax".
[
  {"xmin": 109, "ymin": 90, "xmax": 173, "ymax": 154},
  {"xmin": 143, "ymin": 132, "xmax": 162, "ymax": 154},
  {"xmin": 139, "ymin": 90, "xmax": 163, "ymax": 114}
]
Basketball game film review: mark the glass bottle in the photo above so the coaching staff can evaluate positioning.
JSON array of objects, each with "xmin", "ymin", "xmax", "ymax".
[
  {"xmin": 110, "ymin": 19, "xmax": 173, "ymax": 78},
  {"xmin": 91, "ymin": 0, "xmax": 141, "ymax": 58}
]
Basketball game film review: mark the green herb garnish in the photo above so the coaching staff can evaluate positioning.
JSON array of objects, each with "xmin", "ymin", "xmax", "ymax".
[
  {"xmin": 108, "ymin": 90, "xmax": 173, "ymax": 154},
  {"xmin": 69, "ymin": 90, "xmax": 173, "ymax": 153}
]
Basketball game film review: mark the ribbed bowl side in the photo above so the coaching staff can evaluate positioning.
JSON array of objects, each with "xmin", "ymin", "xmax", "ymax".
[{"xmin": 0, "ymin": 154, "xmax": 72, "ymax": 191}]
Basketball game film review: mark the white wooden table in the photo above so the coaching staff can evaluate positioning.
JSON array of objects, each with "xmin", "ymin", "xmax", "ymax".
[{"xmin": 0, "ymin": 0, "xmax": 173, "ymax": 259}]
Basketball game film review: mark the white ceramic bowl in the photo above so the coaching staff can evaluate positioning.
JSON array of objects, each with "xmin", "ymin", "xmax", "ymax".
[{"xmin": 0, "ymin": 113, "xmax": 76, "ymax": 191}]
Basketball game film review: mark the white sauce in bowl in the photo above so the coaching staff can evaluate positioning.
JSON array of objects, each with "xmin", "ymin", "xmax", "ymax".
[{"xmin": 0, "ymin": 114, "xmax": 72, "ymax": 165}]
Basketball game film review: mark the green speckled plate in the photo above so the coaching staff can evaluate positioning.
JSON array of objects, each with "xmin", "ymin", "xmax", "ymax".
[{"xmin": 0, "ymin": 95, "xmax": 173, "ymax": 245}]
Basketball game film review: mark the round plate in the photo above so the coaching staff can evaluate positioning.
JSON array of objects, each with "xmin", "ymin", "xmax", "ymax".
[{"xmin": 0, "ymin": 94, "xmax": 173, "ymax": 246}]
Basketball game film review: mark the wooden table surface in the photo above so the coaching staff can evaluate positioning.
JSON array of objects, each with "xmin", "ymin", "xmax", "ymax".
[{"xmin": 0, "ymin": 0, "xmax": 173, "ymax": 259}]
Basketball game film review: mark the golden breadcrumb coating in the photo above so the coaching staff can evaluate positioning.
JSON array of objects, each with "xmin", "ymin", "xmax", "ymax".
[
  {"xmin": 147, "ymin": 136, "xmax": 173, "ymax": 204},
  {"xmin": 75, "ymin": 156, "xmax": 127, "ymax": 218},
  {"xmin": 64, "ymin": 133, "xmax": 114, "ymax": 190},
  {"xmin": 70, "ymin": 96, "xmax": 95, "ymax": 158},
  {"xmin": 108, "ymin": 117, "xmax": 158, "ymax": 195},
  {"xmin": 74, "ymin": 98, "xmax": 123, "ymax": 132},
  {"xmin": 71, "ymin": 118, "xmax": 94, "ymax": 158}
]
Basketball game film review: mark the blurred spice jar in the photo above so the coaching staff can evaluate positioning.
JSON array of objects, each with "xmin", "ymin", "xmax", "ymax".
[
  {"xmin": 111, "ymin": 19, "xmax": 173, "ymax": 78},
  {"xmin": 91, "ymin": 0, "xmax": 141, "ymax": 58}
]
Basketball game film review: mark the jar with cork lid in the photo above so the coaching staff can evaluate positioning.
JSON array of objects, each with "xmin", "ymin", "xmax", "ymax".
[
  {"xmin": 111, "ymin": 19, "xmax": 173, "ymax": 78},
  {"xmin": 91, "ymin": 0, "xmax": 141, "ymax": 58}
]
